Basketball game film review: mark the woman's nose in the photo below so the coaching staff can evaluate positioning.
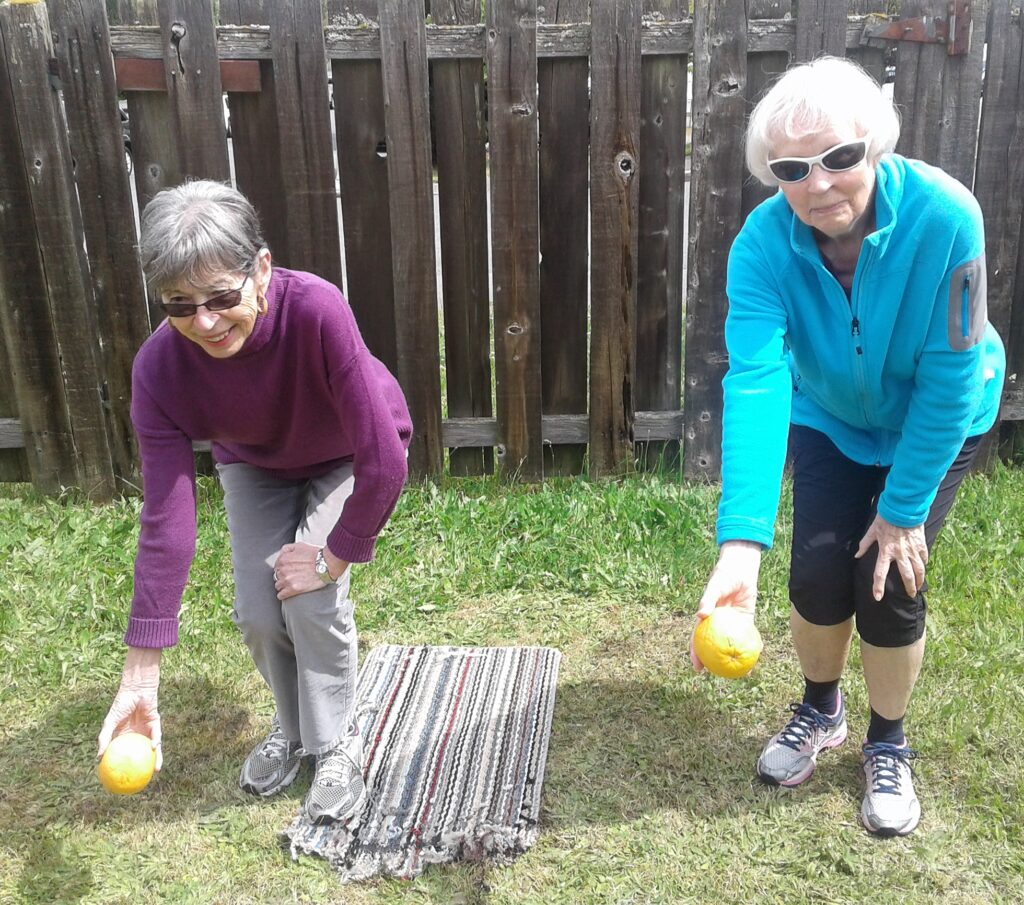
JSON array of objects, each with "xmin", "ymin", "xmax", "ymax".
[
  {"xmin": 193, "ymin": 306, "xmax": 219, "ymax": 329},
  {"xmin": 806, "ymin": 163, "xmax": 833, "ymax": 192}
]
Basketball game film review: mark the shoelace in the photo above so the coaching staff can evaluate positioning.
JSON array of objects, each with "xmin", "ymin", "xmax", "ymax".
[
  {"xmin": 778, "ymin": 702, "xmax": 838, "ymax": 751},
  {"xmin": 315, "ymin": 749, "xmax": 358, "ymax": 787},
  {"xmin": 863, "ymin": 742, "xmax": 919, "ymax": 795},
  {"xmin": 258, "ymin": 726, "xmax": 292, "ymax": 761}
]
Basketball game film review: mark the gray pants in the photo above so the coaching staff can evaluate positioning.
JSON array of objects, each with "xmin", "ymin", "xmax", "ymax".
[{"xmin": 218, "ymin": 461, "xmax": 358, "ymax": 755}]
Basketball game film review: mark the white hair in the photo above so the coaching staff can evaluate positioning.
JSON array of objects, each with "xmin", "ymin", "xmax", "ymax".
[
  {"xmin": 140, "ymin": 179, "xmax": 265, "ymax": 291},
  {"xmin": 745, "ymin": 55, "xmax": 901, "ymax": 187}
]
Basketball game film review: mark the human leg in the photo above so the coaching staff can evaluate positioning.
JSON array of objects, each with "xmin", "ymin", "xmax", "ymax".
[
  {"xmin": 757, "ymin": 428, "xmax": 881, "ymax": 786},
  {"xmin": 855, "ymin": 436, "xmax": 981, "ymax": 836},
  {"xmin": 287, "ymin": 464, "xmax": 366, "ymax": 823},
  {"xmin": 281, "ymin": 462, "xmax": 360, "ymax": 756},
  {"xmin": 218, "ymin": 462, "xmax": 307, "ymax": 794}
]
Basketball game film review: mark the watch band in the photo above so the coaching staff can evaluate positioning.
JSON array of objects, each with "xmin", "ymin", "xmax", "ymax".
[{"xmin": 315, "ymin": 548, "xmax": 336, "ymax": 584}]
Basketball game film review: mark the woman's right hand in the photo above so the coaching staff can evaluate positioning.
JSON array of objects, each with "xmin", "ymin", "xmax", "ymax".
[
  {"xmin": 97, "ymin": 646, "xmax": 163, "ymax": 770},
  {"xmin": 690, "ymin": 540, "xmax": 763, "ymax": 672}
]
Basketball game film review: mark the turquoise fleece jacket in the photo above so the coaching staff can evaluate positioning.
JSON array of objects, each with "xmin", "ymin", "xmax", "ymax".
[{"xmin": 717, "ymin": 154, "xmax": 1005, "ymax": 549}]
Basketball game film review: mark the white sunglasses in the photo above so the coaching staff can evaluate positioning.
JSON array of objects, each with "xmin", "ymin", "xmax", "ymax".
[{"xmin": 767, "ymin": 138, "xmax": 870, "ymax": 184}]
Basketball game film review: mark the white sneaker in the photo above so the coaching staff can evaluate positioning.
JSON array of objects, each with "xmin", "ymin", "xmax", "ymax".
[
  {"xmin": 304, "ymin": 730, "xmax": 367, "ymax": 825},
  {"xmin": 757, "ymin": 695, "xmax": 848, "ymax": 787},
  {"xmin": 861, "ymin": 741, "xmax": 921, "ymax": 836},
  {"xmin": 239, "ymin": 719, "xmax": 303, "ymax": 797}
]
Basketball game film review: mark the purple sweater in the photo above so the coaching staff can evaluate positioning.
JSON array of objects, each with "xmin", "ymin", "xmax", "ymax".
[{"xmin": 127, "ymin": 267, "xmax": 412, "ymax": 648}]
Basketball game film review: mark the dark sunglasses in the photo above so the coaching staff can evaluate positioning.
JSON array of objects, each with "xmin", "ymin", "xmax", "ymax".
[
  {"xmin": 160, "ymin": 274, "xmax": 251, "ymax": 318},
  {"xmin": 767, "ymin": 138, "xmax": 870, "ymax": 184}
]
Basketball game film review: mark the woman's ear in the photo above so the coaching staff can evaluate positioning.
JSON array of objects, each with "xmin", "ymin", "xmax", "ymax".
[{"xmin": 256, "ymin": 247, "xmax": 273, "ymax": 294}]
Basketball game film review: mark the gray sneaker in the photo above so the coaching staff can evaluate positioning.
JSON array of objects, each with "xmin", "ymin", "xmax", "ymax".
[
  {"xmin": 239, "ymin": 720, "xmax": 302, "ymax": 797},
  {"xmin": 861, "ymin": 741, "xmax": 921, "ymax": 837},
  {"xmin": 757, "ymin": 695, "xmax": 848, "ymax": 787},
  {"xmin": 305, "ymin": 731, "xmax": 367, "ymax": 824}
]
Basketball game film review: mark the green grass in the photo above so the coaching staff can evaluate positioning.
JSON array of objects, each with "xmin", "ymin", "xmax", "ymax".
[{"xmin": 1, "ymin": 464, "xmax": 1023, "ymax": 904}]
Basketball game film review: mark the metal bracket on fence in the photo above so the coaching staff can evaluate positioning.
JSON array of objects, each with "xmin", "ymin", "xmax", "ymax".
[{"xmin": 860, "ymin": 0, "xmax": 973, "ymax": 56}]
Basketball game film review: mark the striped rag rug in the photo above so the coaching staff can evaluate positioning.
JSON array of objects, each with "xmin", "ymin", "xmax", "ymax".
[{"xmin": 284, "ymin": 643, "xmax": 562, "ymax": 882}]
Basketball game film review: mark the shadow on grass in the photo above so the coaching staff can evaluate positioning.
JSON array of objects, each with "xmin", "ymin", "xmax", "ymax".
[
  {"xmin": 542, "ymin": 675, "xmax": 862, "ymax": 828},
  {"xmin": 0, "ymin": 675, "xmax": 300, "ymax": 903}
]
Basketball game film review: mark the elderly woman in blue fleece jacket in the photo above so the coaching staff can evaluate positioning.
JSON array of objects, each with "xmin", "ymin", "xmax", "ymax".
[{"xmin": 690, "ymin": 57, "xmax": 1004, "ymax": 837}]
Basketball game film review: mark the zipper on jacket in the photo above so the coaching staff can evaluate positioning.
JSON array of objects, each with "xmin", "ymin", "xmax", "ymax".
[
  {"xmin": 961, "ymin": 274, "xmax": 971, "ymax": 338},
  {"xmin": 849, "ymin": 253, "xmax": 873, "ymax": 428}
]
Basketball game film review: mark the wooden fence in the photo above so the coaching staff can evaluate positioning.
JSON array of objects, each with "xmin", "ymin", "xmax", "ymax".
[{"xmin": 0, "ymin": 0, "xmax": 1021, "ymax": 499}]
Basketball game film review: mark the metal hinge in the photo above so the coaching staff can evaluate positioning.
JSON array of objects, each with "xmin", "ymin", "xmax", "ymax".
[{"xmin": 860, "ymin": 0, "xmax": 973, "ymax": 56}]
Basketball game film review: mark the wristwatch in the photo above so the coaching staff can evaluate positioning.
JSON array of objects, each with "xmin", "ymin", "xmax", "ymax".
[{"xmin": 314, "ymin": 548, "xmax": 337, "ymax": 584}]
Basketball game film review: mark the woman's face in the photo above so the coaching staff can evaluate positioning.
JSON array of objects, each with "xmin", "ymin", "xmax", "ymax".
[
  {"xmin": 771, "ymin": 126, "xmax": 876, "ymax": 241},
  {"xmin": 163, "ymin": 250, "xmax": 271, "ymax": 358}
]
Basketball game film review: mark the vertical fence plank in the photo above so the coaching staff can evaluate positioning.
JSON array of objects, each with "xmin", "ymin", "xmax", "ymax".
[
  {"xmin": 432, "ymin": 0, "xmax": 492, "ymax": 476},
  {"xmin": 589, "ymin": 1, "xmax": 641, "ymax": 477},
  {"xmin": 684, "ymin": 0, "xmax": 747, "ymax": 480},
  {"xmin": 267, "ymin": 0, "xmax": 344, "ymax": 290},
  {"xmin": 893, "ymin": 0, "xmax": 988, "ymax": 188},
  {"xmin": 846, "ymin": 0, "xmax": 888, "ymax": 84},
  {"xmin": 329, "ymin": 0, "xmax": 399, "ymax": 372},
  {"xmin": 0, "ymin": 335, "xmax": 28, "ymax": 482},
  {"xmin": 538, "ymin": 0, "xmax": 588, "ymax": 476},
  {"xmin": 741, "ymin": 0, "xmax": 790, "ymax": 220},
  {"xmin": 379, "ymin": 0, "xmax": 443, "ymax": 477},
  {"xmin": 123, "ymin": 1, "xmax": 182, "ymax": 238},
  {"xmin": 220, "ymin": 2, "xmax": 290, "ymax": 267},
  {"xmin": 636, "ymin": 0, "xmax": 688, "ymax": 471},
  {"xmin": 794, "ymin": 0, "xmax": 846, "ymax": 62},
  {"xmin": 488, "ymin": 0, "xmax": 542, "ymax": 479},
  {"xmin": 157, "ymin": 0, "xmax": 230, "ymax": 182},
  {"xmin": 974, "ymin": 2, "xmax": 1024, "ymax": 451},
  {"xmin": 0, "ymin": 8, "xmax": 57, "ymax": 488},
  {"xmin": 48, "ymin": 0, "xmax": 152, "ymax": 491},
  {"xmin": 0, "ymin": 0, "xmax": 115, "ymax": 498}
]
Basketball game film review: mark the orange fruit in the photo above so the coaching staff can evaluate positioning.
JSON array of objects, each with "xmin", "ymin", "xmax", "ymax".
[
  {"xmin": 693, "ymin": 608, "xmax": 763, "ymax": 678},
  {"xmin": 97, "ymin": 732, "xmax": 156, "ymax": 795}
]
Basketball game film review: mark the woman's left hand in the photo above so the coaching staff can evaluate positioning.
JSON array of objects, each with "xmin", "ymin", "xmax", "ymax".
[
  {"xmin": 272, "ymin": 542, "xmax": 349, "ymax": 600},
  {"xmin": 855, "ymin": 515, "xmax": 928, "ymax": 601}
]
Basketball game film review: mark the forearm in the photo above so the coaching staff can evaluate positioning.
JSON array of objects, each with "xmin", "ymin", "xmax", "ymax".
[{"xmin": 122, "ymin": 646, "xmax": 162, "ymax": 684}]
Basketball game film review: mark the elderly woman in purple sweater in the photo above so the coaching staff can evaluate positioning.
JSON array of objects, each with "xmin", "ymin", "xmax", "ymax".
[{"xmin": 96, "ymin": 180, "xmax": 412, "ymax": 824}]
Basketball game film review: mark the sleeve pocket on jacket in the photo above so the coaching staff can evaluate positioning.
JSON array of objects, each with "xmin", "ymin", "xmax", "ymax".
[{"xmin": 947, "ymin": 254, "xmax": 987, "ymax": 351}]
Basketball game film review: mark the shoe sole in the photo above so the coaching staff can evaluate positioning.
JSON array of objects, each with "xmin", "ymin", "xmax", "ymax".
[
  {"xmin": 861, "ymin": 799, "xmax": 921, "ymax": 837},
  {"xmin": 757, "ymin": 722, "xmax": 849, "ymax": 787},
  {"xmin": 308, "ymin": 784, "xmax": 368, "ymax": 826},
  {"xmin": 239, "ymin": 757, "xmax": 302, "ymax": 798}
]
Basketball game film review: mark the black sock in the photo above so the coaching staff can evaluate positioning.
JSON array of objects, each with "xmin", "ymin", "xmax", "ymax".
[
  {"xmin": 867, "ymin": 708, "xmax": 906, "ymax": 746},
  {"xmin": 802, "ymin": 676, "xmax": 840, "ymax": 715}
]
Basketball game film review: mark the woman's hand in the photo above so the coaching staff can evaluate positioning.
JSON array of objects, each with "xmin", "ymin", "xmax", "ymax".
[
  {"xmin": 273, "ymin": 542, "xmax": 350, "ymax": 600},
  {"xmin": 855, "ymin": 514, "xmax": 928, "ymax": 600},
  {"xmin": 98, "ymin": 646, "xmax": 163, "ymax": 770},
  {"xmin": 690, "ymin": 540, "xmax": 762, "ymax": 672}
]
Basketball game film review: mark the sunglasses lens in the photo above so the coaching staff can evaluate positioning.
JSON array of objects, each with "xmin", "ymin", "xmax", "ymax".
[
  {"xmin": 161, "ymin": 289, "xmax": 243, "ymax": 317},
  {"xmin": 162, "ymin": 302, "xmax": 196, "ymax": 317},
  {"xmin": 769, "ymin": 160, "xmax": 810, "ymax": 183},
  {"xmin": 206, "ymin": 290, "xmax": 242, "ymax": 312},
  {"xmin": 823, "ymin": 141, "xmax": 867, "ymax": 171}
]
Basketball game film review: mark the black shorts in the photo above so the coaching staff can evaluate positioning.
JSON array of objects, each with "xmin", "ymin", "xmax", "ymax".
[{"xmin": 788, "ymin": 425, "xmax": 981, "ymax": 648}]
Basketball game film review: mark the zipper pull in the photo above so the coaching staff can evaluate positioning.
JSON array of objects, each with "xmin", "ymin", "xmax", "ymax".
[
  {"xmin": 961, "ymin": 274, "xmax": 971, "ymax": 338},
  {"xmin": 851, "ymin": 317, "xmax": 863, "ymax": 355}
]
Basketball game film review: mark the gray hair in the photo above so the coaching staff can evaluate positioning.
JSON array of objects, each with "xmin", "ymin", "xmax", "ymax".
[
  {"xmin": 745, "ymin": 56, "xmax": 901, "ymax": 187},
  {"xmin": 139, "ymin": 180, "xmax": 266, "ymax": 291}
]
